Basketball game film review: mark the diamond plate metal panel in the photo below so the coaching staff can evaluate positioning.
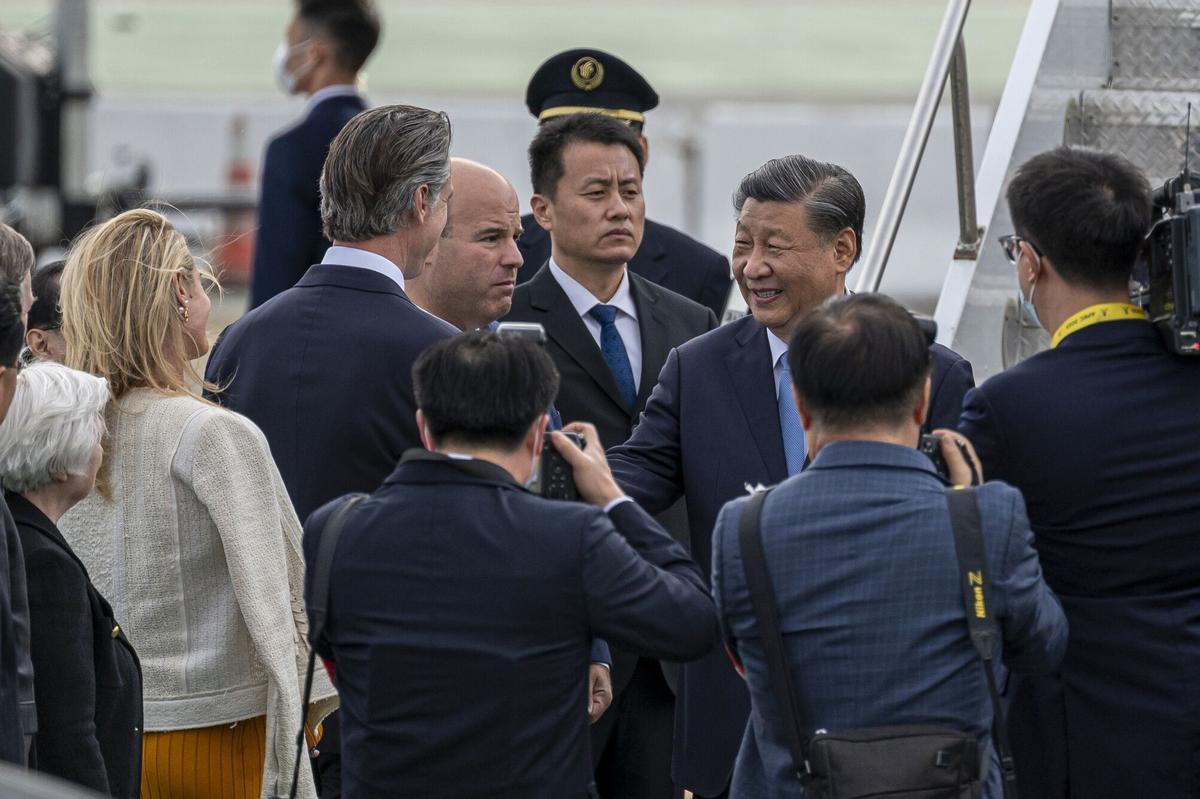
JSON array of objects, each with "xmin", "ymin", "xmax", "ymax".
[
  {"xmin": 1065, "ymin": 90, "xmax": 1200, "ymax": 183},
  {"xmin": 1111, "ymin": 0, "xmax": 1200, "ymax": 90}
]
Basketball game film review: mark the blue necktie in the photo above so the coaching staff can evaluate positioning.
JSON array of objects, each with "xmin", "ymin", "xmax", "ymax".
[
  {"xmin": 778, "ymin": 357, "xmax": 806, "ymax": 476},
  {"xmin": 589, "ymin": 304, "xmax": 637, "ymax": 411}
]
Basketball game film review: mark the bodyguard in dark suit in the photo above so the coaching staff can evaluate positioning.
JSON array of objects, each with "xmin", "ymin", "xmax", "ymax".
[
  {"xmin": 608, "ymin": 155, "xmax": 975, "ymax": 797},
  {"xmin": 714, "ymin": 295, "xmax": 1065, "ymax": 799},
  {"xmin": 251, "ymin": 0, "xmax": 380, "ymax": 309},
  {"xmin": 518, "ymin": 48, "xmax": 731, "ymax": 318},
  {"xmin": 505, "ymin": 113, "xmax": 716, "ymax": 798},
  {"xmin": 959, "ymin": 147, "xmax": 1200, "ymax": 798},
  {"xmin": 304, "ymin": 332, "xmax": 718, "ymax": 798},
  {"xmin": 206, "ymin": 105, "xmax": 454, "ymax": 796}
]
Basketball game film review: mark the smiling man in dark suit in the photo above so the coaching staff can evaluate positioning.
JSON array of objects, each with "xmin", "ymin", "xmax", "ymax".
[
  {"xmin": 251, "ymin": 0, "xmax": 380, "ymax": 309},
  {"xmin": 505, "ymin": 112, "xmax": 716, "ymax": 799},
  {"xmin": 607, "ymin": 154, "xmax": 976, "ymax": 798},
  {"xmin": 517, "ymin": 49, "xmax": 732, "ymax": 319}
]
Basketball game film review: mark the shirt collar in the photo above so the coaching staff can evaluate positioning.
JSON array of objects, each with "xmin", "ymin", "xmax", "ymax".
[
  {"xmin": 767, "ymin": 329, "xmax": 789, "ymax": 368},
  {"xmin": 305, "ymin": 84, "xmax": 363, "ymax": 116},
  {"xmin": 321, "ymin": 245, "xmax": 406, "ymax": 292},
  {"xmin": 548, "ymin": 258, "xmax": 638, "ymax": 321}
]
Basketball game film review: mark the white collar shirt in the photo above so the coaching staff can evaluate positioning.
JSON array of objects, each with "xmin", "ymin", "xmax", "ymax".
[
  {"xmin": 304, "ymin": 84, "xmax": 363, "ymax": 118},
  {"xmin": 547, "ymin": 258, "xmax": 642, "ymax": 392},
  {"xmin": 321, "ymin": 245, "xmax": 406, "ymax": 292}
]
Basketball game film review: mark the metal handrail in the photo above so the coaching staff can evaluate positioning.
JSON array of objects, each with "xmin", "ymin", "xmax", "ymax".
[{"xmin": 855, "ymin": 0, "xmax": 980, "ymax": 293}]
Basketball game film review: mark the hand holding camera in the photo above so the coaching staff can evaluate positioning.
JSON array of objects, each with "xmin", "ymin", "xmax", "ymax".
[
  {"xmin": 924, "ymin": 429, "xmax": 984, "ymax": 487},
  {"xmin": 547, "ymin": 422, "xmax": 626, "ymax": 509}
]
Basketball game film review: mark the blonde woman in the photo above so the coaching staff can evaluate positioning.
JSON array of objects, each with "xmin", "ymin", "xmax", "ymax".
[{"xmin": 58, "ymin": 208, "xmax": 336, "ymax": 799}]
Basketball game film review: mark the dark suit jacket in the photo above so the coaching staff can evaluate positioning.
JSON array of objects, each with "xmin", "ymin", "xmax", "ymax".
[
  {"xmin": 303, "ymin": 451, "xmax": 718, "ymax": 798},
  {"xmin": 8, "ymin": 493, "xmax": 142, "ymax": 798},
  {"xmin": 518, "ymin": 217, "xmax": 731, "ymax": 319},
  {"xmin": 713, "ymin": 442, "xmax": 1066, "ymax": 799},
  {"xmin": 205, "ymin": 263, "xmax": 457, "ymax": 522},
  {"xmin": 0, "ymin": 499, "xmax": 26, "ymax": 764},
  {"xmin": 606, "ymin": 314, "xmax": 975, "ymax": 794},
  {"xmin": 250, "ymin": 93, "xmax": 367, "ymax": 309},
  {"xmin": 959, "ymin": 319, "xmax": 1200, "ymax": 799}
]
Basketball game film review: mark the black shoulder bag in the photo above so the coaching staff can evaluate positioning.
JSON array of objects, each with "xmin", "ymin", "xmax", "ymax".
[
  {"xmin": 274, "ymin": 493, "xmax": 366, "ymax": 799},
  {"xmin": 736, "ymin": 487, "xmax": 1017, "ymax": 799}
]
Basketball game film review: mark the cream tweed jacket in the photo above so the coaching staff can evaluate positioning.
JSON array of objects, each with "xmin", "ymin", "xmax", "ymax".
[{"xmin": 60, "ymin": 389, "xmax": 337, "ymax": 799}]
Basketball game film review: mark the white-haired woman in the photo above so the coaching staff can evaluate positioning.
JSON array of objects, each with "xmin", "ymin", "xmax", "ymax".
[
  {"xmin": 0, "ymin": 362, "xmax": 141, "ymax": 797},
  {"xmin": 57, "ymin": 208, "xmax": 336, "ymax": 799}
]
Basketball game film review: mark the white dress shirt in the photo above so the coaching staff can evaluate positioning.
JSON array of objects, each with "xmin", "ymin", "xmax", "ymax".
[
  {"xmin": 304, "ymin": 84, "xmax": 364, "ymax": 118},
  {"xmin": 547, "ymin": 259, "xmax": 642, "ymax": 391},
  {"xmin": 322, "ymin": 245, "xmax": 406, "ymax": 292}
]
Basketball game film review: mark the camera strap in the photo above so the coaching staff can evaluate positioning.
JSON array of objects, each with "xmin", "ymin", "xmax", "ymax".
[{"xmin": 284, "ymin": 493, "xmax": 366, "ymax": 799}]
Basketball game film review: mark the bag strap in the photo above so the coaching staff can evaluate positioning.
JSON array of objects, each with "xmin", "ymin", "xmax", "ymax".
[
  {"xmin": 944, "ymin": 488, "xmax": 1019, "ymax": 799},
  {"xmin": 737, "ymin": 488, "xmax": 811, "ymax": 780},
  {"xmin": 285, "ymin": 493, "xmax": 367, "ymax": 799}
]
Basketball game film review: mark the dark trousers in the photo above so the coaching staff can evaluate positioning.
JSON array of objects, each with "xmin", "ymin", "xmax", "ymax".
[
  {"xmin": 314, "ymin": 709, "xmax": 342, "ymax": 796},
  {"xmin": 592, "ymin": 658, "xmax": 675, "ymax": 799}
]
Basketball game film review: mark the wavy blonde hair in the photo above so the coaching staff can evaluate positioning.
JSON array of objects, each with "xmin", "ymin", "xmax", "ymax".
[{"xmin": 61, "ymin": 208, "xmax": 219, "ymax": 399}]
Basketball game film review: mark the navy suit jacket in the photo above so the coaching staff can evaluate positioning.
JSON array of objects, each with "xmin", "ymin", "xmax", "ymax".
[
  {"xmin": 518, "ymin": 217, "xmax": 732, "ymax": 319},
  {"xmin": 607, "ymin": 313, "xmax": 976, "ymax": 794},
  {"xmin": 303, "ymin": 452, "xmax": 719, "ymax": 798},
  {"xmin": 712, "ymin": 442, "xmax": 1066, "ymax": 799},
  {"xmin": 250, "ymin": 93, "xmax": 367, "ymax": 309},
  {"xmin": 205, "ymin": 263, "xmax": 456, "ymax": 523},
  {"xmin": 959, "ymin": 319, "xmax": 1200, "ymax": 798}
]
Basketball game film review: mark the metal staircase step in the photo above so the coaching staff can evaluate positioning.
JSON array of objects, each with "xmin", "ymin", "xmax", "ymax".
[
  {"xmin": 1064, "ymin": 89, "xmax": 1200, "ymax": 183},
  {"xmin": 1110, "ymin": 0, "xmax": 1200, "ymax": 90}
]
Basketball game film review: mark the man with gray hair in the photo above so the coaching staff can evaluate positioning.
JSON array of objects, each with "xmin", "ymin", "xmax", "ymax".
[
  {"xmin": 607, "ymin": 154, "xmax": 976, "ymax": 797},
  {"xmin": 203, "ymin": 104, "xmax": 455, "ymax": 793},
  {"xmin": 0, "ymin": 224, "xmax": 35, "ymax": 325}
]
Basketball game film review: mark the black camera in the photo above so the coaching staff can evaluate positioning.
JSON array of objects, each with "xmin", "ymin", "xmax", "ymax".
[
  {"xmin": 540, "ymin": 431, "xmax": 584, "ymax": 501},
  {"xmin": 1131, "ymin": 169, "xmax": 1200, "ymax": 356},
  {"xmin": 918, "ymin": 434, "xmax": 950, "ymax": 481}
]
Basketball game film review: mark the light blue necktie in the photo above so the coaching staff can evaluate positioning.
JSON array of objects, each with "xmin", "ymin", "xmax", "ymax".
[
  {"xmin": 778, "ymin": 357, "xmax": 806, "ymax": 475},
  {"xmin": 589, "ymin": 304, "xmax": 637, "ymax": 411}
]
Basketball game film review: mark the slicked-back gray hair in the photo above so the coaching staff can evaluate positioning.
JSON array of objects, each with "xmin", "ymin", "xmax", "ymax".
[
  {"xmin": 0, "ymin": 223, "xmax": 34, "ymax": 284},
  {"xmin": 0, "ymin": 362, "xmax": 109, "ymax": 493},
  {"xmin": 733, "ymin": 155, "xmax": 866, "ymax": 263},
  {"xmin": 320, "ymin": 104, "xmax": 452, "ymax": 242}
]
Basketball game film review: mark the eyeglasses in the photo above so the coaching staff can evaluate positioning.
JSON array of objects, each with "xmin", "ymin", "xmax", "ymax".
[{"xmin": 998, "ymin": 234, "xmax": 1042, "ymax": 265}]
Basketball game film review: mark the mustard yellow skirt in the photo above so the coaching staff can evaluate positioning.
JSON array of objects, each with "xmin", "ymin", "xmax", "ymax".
[{"xmin": 140, "ymin": 716, "xmax": 266, "ymax": 799}]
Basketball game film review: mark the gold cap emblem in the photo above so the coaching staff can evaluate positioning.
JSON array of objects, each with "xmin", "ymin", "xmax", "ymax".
[{"xmin": 571, "ymin": 57, "xmax": 605, "ymax": 92}]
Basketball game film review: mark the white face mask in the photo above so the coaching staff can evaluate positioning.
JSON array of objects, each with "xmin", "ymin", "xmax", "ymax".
[
  {"xmin": 272, "ymin": 40, "xmax": 312, "ymax": 95},
  {"xmin": 524, "ymin": 427, "xmax": 544, "ymax": 491},
  {"xmin": 1018, "ymin": 279, "xmax": 1040, "ymax": 329}
]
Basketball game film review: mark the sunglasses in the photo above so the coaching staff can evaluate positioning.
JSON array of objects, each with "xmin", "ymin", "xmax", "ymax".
[{"xmin": 998, "ymin": 234, "xmax": 1042, "ymax": 265}]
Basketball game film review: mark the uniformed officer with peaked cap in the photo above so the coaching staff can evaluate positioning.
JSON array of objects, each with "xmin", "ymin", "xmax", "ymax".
[{"xmin": 518, "ymin": 48, "xmax": 732, "ymax": 319}]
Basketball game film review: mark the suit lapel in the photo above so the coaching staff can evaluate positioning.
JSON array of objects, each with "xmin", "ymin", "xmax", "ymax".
[
  {"xmin": 725, "ymin": 320, "xmax": 788, "ymax": 483},
  {"xmin": 527, "ymin": 265, "xmax": 629, "ymax": 413},
  {"xmin": 630, "ymin": 274, "xmax": 670, "ymax": 410},
  {"xmin": 630, "ymin": 222, "xmax": 669, "ymax": 284}
]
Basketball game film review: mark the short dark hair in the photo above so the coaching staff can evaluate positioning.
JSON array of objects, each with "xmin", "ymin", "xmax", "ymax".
[
  {"xmin": 0, "ymin": 283, "xmax": 25, "ymax": 367},
  {"xmin": 413, "ymin": 331, "xmax": 560, "ymax": 450},
  {"xmin": 529, "ymin": 113, "xmax": 645, "ymax": 199},
  {"xmin": 734, "ymin": 155, "xmax": 866, "ymax": 264},
  {"xmin": 28, "ymin": 260, "xmax": 65, "ymax": 331},
  {"xmin": 1007, "ymin": 146, "xmax": 1152, "ymax": 290},
  {"xmin": 788, "ymin": 293, "xmax": 931, "ymax": 431},
  {"xmin": 0, "ymin": 223, "xmax": 34, "ymax": 285},
  {"xmin": 298, "ymin": 0, "xmax": 381, "ymax": 74}
]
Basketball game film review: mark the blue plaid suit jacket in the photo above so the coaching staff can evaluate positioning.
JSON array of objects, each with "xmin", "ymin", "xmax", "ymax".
[{"xmin": 712, "ymin": 441, "xmax": 1067, "ymax": 798}]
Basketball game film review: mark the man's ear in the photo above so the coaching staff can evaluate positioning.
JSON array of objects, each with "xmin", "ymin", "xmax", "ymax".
[
  {"xmin": 792, "ymin": 386, "xmax": 814, "ymax": 432},
  {"xmin": 832, "ymin": 227, "xmax": 857, "ymax": 275},
  {"xmin": 416, "ymin": 409, "xmax": 435, "ymax": 451},
  {"xmin": 409, "ymin": 185, "xmax": 433, "ymax": 228},
  {"xmin": 530, "ymin": 194, "xmax": 553, "ymax": 232},
  {"xmin": 638, "ymin": 134, "xmax": 650, "ymax": 170},
  {"xmin": 25, "ymin": 329, "xmax": 47, "ymax": 360},
  {"xmin": 914, "ymin": 375, "xmax": 932, "ymax": 427}
]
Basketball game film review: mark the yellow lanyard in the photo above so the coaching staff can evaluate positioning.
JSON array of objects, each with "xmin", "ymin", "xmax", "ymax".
[{"xmin": 1050, "ymin": 303, "xmax": 1147, "ymax": 348}]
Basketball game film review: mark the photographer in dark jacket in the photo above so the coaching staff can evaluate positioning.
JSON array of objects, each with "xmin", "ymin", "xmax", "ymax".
[
  {"xmin": 303, "ymin": 331, "xmax": 718, "ymax": 798},
  {"xmin": 0, "ymin": 362, "xmax": 142, "ymax": 797}
]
